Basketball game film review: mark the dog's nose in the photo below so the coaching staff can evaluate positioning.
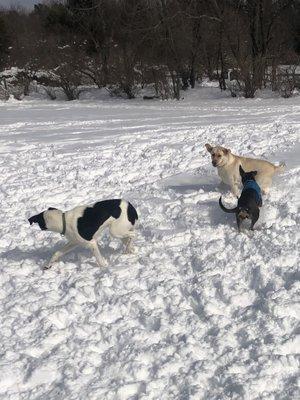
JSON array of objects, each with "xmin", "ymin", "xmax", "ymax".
[{"xmin": 212, "ymin": 161, "xmax": 217, "ymax": 167}]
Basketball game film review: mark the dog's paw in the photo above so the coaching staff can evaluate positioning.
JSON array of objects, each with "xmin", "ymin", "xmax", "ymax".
[{"xmin": 99, "ymin": 259, "xmax": 108, "ymax": 268}]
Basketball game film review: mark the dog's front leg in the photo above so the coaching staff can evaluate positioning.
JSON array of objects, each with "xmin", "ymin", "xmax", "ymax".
[
  {"xmin": 122, "ymin": 237, "xmax": 134, "ymax": 254},
  {"xmin": 89, "ymin": 240, "xmax": 108, "ymax": 267},
  {"xmin": 46, "ymin": 242, "xmax": 78, "ymax": 269},
  {"xmin": 230, "ymin": 183, "xmax": 240, "ymax": 198}
]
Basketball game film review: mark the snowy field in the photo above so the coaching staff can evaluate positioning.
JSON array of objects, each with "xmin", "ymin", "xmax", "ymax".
[{"xmin": 0, "ymin": 87, "xmax": 299, "ymax": 400}]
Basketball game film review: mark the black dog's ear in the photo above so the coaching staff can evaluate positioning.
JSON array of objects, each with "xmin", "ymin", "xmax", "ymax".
[
  {"xmin": 48, "ymin": 207, "xmax": 57, "ymax": 211},
  {"xmin": 239, "ymin": 165, "xmax": 245, "ymax": 176}
]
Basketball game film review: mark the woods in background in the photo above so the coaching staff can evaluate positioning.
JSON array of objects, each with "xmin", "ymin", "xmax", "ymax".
[{"xmin": 0, "ymin": 0, "xmax": 299, "ymax": 100}]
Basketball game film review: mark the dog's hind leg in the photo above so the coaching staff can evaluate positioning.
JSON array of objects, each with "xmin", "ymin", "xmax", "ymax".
[
  {"xmin": 109, "ymin": 220, "xmax": 136, "ymax": 254},
  {"xmin": 88, "ymin": 240, "xmax": 108, "ymax": 267},
  {"xmin": 236, "ymin": 215, "xmax": 242, "ymax": 232},
  {"xmin": 258, "ymin": 176, "xmax": 272, "ymax": 195},
  {"xmin": 46, "ymin": 242, "xmax": 78, "ymax": 269},
  {"xmin": 250, "ymin": 210, "xmax": 259, "ymax": 231},
  {"xmin": 122, "ymin": 232, "xmax": 135, "ymax": 254}
]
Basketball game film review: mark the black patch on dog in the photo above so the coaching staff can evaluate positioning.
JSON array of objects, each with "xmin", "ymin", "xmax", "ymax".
[
  {"xmin": 127, "ymin": 202, "xmax": 138, "ymax": 225},
  {"xmin": 28, "ymin": 212, "xmax": 47, "ymax": 230},
  {"xmin": 77, "ymin": 199, "xmax": 122, "ymax": 241}
]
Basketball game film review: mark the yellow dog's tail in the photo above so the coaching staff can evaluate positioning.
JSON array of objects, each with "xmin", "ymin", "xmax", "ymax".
[{"xmin": 274, "ymin": 161, "xmax": 286, "ymax": 173}]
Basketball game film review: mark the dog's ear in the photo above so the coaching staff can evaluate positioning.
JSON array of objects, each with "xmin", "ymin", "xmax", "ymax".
[
  {"xmin": 222, "ymin": 147, "xmax": 231, "ymax": 155},
  {"xmin": 239, "ymin": 165, "xmax": 245, "ymax": 176},
  {"xmin": 48, "ymin": 207, "xmax": 57, "ymax": 211},
  {"xmin": 205, "ymin": 143, "xmax": 213, "ymax": 153}
]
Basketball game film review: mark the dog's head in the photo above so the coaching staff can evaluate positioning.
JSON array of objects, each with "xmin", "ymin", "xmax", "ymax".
[
  {"xmin": 205, "ymin": 143, "xmax": 231, "ymax": 167},
  {"xmin": 28, "ymin": 212, "xmax": 47, "ymax": 230},
  {"xmin": 28, "ymin": 207, "xmax": 58, "ymax": 231},
  {"xmin": 239, "ymin": 165, "xmax": 257, "ymax": 184}
]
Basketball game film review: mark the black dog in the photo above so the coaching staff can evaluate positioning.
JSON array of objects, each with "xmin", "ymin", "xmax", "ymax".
[{"xmin": 219, "ymin": 166, "xmax": 262, "ymax": 231}]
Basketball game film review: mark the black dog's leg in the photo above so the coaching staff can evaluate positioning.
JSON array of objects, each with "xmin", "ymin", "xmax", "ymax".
[
  {"xmin": 258, "ymin": 198, "xmax": 262, "ymax": 207},
  {"xmin": 250, "ymin": 210, "xmax": 259, "ymax": 230}
]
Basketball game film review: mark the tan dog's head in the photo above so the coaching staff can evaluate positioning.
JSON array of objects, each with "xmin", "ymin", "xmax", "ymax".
[{"xmin": 205, "ymin": 143, "xmax": 231, "ymax": 167}]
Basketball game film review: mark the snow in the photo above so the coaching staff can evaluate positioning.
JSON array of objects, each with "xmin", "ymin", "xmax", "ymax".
[{"xmin": 0, "ymin": 87, "xmax": 299, "ymax": 399}]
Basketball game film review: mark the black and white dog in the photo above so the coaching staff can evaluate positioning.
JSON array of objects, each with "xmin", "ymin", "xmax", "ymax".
[
  {"xmin": 219, "ymin": 166, "xmax": 262, "ymax": 232},
  {"xmin": 28, "ymin": 199, "xmax": 138, "ymax": 269}
]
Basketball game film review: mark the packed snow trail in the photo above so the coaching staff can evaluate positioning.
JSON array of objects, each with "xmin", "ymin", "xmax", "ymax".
[{"xmin": 0, "ymin": 88, "xmax": 299, "ymax": 399}]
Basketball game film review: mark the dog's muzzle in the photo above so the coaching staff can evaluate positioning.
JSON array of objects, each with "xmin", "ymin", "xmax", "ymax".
[{"xmin": 212, "ymin": 161, "xmax": 217, "ymax": 167}]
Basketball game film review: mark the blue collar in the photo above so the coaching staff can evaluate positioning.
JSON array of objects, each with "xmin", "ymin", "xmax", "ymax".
[{"xmin": 242, "ymin": 180, "xmax": 262, "ymax": 202}]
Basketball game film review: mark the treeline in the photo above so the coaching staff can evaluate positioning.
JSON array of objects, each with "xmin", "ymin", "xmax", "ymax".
[{"xmin": 0, "ymin": 0, "xmax": 299, "ymax": 100}]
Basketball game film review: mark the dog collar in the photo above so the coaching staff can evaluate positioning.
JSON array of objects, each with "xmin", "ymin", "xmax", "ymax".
[{"xmin": 61, "ymin": 213, "xmax": 66, "ymax": 235}]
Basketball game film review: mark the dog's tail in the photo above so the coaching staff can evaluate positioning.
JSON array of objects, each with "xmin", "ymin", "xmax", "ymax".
[
  {"xmin": 274, "ymin": 161, "xmax": 286, "ymax": 174},
  {"xmin": 219, "ymin": 197, "xmax": 238, "ymax": 213}
]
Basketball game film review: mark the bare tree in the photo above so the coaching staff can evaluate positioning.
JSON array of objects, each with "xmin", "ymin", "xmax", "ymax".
[
  {"xmin": 1, "ymin": 0, "xmax": 299, "ymax": 100},
  {"xmin": 210, "ymin": 0, "xmax": 297, "ymax": 97},
  {"xmin": 0, "ymin": 13, "xmax": 9, "ymax": 69}
]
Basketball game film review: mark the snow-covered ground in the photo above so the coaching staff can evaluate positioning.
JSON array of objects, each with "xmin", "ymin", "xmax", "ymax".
[{"xmin": 0, "ymin": 87, "xmax": 299, "ymax": 400}]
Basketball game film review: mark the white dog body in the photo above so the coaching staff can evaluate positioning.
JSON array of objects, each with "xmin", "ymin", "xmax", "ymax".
[
  {"xmin": 205, "ymin": 143, "xmax": 285, "ymax": 196},
  {"xmin": 28, "ymin": 199, "xmax": 138, "ymax": 269}
]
